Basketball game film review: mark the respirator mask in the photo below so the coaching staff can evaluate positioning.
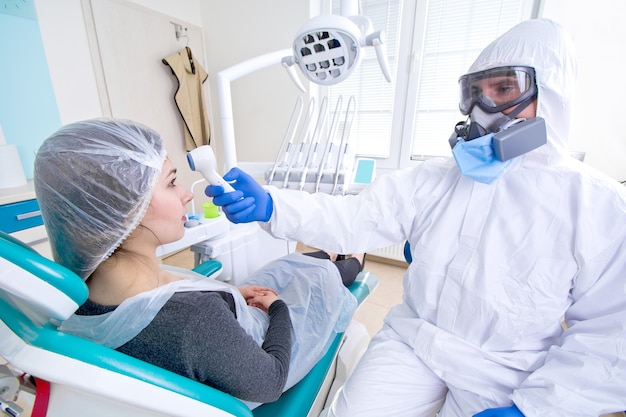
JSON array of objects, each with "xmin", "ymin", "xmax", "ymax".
[{"xmin": 449, "ymin": 66, "xmax": 546, "ymax": 183}]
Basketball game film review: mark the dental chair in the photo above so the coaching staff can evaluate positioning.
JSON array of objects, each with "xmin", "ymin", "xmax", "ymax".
[{"xmin": 0, "ymin": 230, "xmax": 377, "ymax": 417}]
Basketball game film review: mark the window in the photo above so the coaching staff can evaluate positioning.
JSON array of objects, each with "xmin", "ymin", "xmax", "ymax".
[{"xmin": 327, "ymin": 0, "xmax": 539, "ymax": 172}]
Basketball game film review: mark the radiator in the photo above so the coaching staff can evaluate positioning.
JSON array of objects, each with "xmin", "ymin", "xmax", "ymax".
[{"xmin": 369, "ymin": 242, "xmax": 407, "ymax": 262}]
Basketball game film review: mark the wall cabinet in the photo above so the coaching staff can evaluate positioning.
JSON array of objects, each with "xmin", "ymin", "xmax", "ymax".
[{"xmin": 0, "ymin": 182, "xmax": 52, "ymax": 258}]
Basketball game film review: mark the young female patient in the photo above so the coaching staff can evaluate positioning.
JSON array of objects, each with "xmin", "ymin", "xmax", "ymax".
[{"xmin": 33, "ymin": 118, "xmax": 362, "ymax": 408}]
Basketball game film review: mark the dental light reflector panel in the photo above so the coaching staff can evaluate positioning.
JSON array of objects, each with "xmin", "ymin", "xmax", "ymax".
[{"xmin": 288, "ymin": 13, "xmax": 391, "ymax": 86}]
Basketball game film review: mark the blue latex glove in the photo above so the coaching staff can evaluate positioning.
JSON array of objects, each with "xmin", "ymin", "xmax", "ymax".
[
  {"xmin": 473, "ymin": 405, "xmax": 524, "ymax": 417},
  {"xmin": 204, "ymin": 167, "xmax": 273, "ymax": 223}
]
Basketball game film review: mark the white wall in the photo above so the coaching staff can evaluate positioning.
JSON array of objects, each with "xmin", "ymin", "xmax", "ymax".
[
  {"xmin": 36, "ymin": 0, "xmax": 101, "ymax": 124},
  {"xmin": 540, "ymin": 0, "xmax": 626, "ymax": 182},
  {"xmin": 36, "ymin": 0, "xmax": 310, "ymax": 176},
  {"xmin": 198, "ymin": 1, "xmax": 310, "ymax": 172},
  {"xmin": 124, "ymin": 0, "xmax": 202, "ymax": 26},
  {"xmin": 34, "ymin": 0, "xmax": 626, "ymax": 182},
  {"xmin": 35, "ymin": 0, "xmax": 204, "ymax": 125}
]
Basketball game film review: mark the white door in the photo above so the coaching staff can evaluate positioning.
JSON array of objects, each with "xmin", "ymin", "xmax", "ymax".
[{"xmin": 85, "ymin": 0, "xmax": 209, "ymax": 202}]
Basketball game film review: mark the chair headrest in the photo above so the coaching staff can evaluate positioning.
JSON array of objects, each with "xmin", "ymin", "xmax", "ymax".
[{"xmin": 0, "ymin": 231, "xmax": 88, "ymax": 322}]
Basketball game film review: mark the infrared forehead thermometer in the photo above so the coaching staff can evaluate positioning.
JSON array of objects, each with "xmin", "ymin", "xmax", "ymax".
[{"xmin": 187, "ymin": 146, "xmax": 235, "ymax": 192}]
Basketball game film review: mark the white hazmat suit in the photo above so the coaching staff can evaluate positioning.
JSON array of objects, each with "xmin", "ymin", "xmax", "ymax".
[{"xmin": 259, "ymin": 19, "xmax": 626, "ymax": 416}]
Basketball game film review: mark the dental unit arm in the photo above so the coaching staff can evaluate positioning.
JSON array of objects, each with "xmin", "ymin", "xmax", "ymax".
[
  {"xmin": 216, "ymin": 0, "xmax": 390, "ymax": 174},
  {"xmin": 265, "ymin": 94, "xmax": 368, "ymax": 195},
  {"xmin": 187, "ymin": 146, "xmax": 235, "ymax": 193}
]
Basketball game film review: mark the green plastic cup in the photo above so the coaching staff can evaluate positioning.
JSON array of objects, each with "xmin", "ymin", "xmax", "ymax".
[{"xmin": 202, "ymin": 201, "xmax": 219, "ymax": 218}]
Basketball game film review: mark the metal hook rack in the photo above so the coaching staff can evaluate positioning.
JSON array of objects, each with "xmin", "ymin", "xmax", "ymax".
[{"xmin": 169, "ymin": 21, "xmax": 189, "ymax": 45}]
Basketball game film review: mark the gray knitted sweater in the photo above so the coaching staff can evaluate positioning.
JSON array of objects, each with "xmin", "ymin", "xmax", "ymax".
[{"xmin": 76, "ymin": 291, "xmax": 292, "ymax": 403}]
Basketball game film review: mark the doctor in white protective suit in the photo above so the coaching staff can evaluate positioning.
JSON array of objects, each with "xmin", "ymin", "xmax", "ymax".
[{"xmin": 206, "ymin": 19, "xmax": 626, "ymax": 417}]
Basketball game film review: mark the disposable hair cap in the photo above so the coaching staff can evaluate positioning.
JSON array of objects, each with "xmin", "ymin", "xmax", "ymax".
[{"xmin": 34, "ymin": 118, "xmax": 166, "ymax": 280}]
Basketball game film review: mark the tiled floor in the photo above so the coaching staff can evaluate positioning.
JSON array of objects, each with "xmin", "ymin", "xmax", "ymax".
[
  {"xmin": 161, "ymin": 245, "xmax": 407, "ymax": 337},
  {"xmin": 337, "ymin": 253, "xmax": 406, "ymax": 337}
]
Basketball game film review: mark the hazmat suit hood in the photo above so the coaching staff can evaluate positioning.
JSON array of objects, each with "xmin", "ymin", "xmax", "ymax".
[
  {"xmin": 468, "ymin": 18, "xmax": 577, "ymax": 162},
  {"xmin": 34, "ymin": 118, "xmax": 166, "ymax": 280}
]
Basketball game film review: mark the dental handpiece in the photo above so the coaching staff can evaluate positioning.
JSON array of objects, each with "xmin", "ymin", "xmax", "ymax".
[{"xmin": 187, "ymin": 146, "xmax": 235, "ymax": 193}]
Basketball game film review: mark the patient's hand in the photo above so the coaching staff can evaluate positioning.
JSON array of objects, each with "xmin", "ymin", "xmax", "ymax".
[{"xmin": 239, "ymin": 285, "xmax": 279, "ymax": 313}]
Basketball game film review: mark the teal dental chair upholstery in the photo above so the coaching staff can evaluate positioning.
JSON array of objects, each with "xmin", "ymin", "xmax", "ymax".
[{"xmin": 0, "ymin": 231, "xmax": 377, "ymax": 417}]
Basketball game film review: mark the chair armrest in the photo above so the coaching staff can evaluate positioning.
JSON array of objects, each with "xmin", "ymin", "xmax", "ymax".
[
  {"xmin": 0, "ymin": 296, "xmax": 253, "ymax": 417},
  {"xmin": 252, "ymin": 271, "xmax": 378, "ymax": 417},
  {"xmin": 192, "ymin": 259, "xmax": 223, "ymax": 278}
]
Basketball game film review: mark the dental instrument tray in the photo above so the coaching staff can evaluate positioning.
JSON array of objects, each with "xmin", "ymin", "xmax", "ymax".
[{"xmin": 266, "ymin": 95, "xmax": 371, "ymax": 195}]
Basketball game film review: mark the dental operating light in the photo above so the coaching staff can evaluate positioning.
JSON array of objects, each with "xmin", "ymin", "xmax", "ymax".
[
  {"xmin": 217, "ymin": 0, "xmax": 391, "ymax": 171},
  {"xmin": 283, "ymin": 10, "xmax": 392, "ymax": 87}
]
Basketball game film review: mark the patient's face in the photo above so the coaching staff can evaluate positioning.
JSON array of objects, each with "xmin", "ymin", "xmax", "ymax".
[{"xmin": 141, "ymin": 158, "xmax": 193, "ymax": 245}]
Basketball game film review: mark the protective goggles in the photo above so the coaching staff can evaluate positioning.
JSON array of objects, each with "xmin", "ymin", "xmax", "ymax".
[{"xmin": 458, "ymin": 66, "xmax": 537, "ymax": 115}]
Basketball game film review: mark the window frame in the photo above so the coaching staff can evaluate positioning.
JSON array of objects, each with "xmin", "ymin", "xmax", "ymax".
[{"xmin": 323, "ymin": 0, "xmax": 540, "ymax": 176}]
